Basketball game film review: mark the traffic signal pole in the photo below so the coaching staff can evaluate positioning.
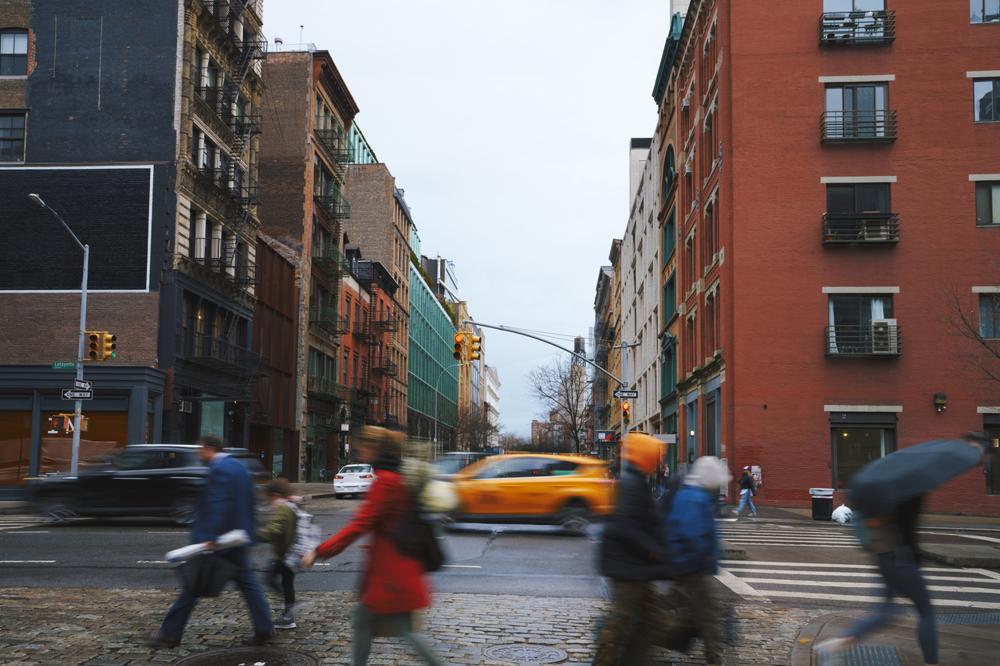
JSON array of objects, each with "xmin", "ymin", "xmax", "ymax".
[{"xmin": 30, "ymin": 194, "xmax": 88, "ymax": 477}]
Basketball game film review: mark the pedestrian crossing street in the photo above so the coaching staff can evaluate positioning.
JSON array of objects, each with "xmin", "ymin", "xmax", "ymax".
[
  {"xmin": 719, "ymin": 520, "xmax": 860, "ymax": 549},
  {"xmin": 0, "ymin": 514, "xmax": 49, "ymax": 532},
  {"xmin": 718, "ymin": 559, "xmax": 1000, "ymax": 610}
]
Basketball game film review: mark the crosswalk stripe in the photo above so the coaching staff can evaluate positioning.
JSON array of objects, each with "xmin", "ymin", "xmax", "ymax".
[
  {"xmin": 723, "ymin": 542, "xmax": 857, "ymax": 548},
  {"xmin": 721, "ymin": 560, "xmax": 968, "ymax": 572},
  {"xmin": 739, "ymin": 577, "xmax": 1000, "ymax": 595},
  {"xmin": 759, "ymin": 589, "xmax": 1000, "ymax": 609},
  {"xmin": 724, "ymin": 568, "xmax": 996, "ymax": 583}
]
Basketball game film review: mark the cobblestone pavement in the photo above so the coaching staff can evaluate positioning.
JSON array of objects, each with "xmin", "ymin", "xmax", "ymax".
[{"xmin": 0, "ymin": 587, "xmax": 832, "ymax": 665}]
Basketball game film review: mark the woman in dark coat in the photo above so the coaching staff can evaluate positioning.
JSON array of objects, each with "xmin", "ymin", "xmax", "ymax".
[{"xmin": 302, "ymin": 426, "xmax": 441, "ymax": 666}]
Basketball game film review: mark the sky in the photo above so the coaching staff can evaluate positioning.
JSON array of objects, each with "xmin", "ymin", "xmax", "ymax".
[{"xmin": 265, "ymin": 1, "xmax": 671, "ymax": 437}]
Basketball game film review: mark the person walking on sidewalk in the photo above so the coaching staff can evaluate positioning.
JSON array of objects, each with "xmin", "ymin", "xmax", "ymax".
[
  {"xmin": 256, "ymin": 479, "xmax": 299, "ymax": 630},
  {"xmin": 733, "ymin": 466, "xmax": 757, "ymax": 519},
  {"xmin": 593, "ymin": 433, "xmax": 667, "ymax": 666},
  {"xmin": 663, "ymin": 456, "xmax": 731, "ymax": 666},
  {"xmin": 150, "ymin": 435, "xmax": 274, "ymax": 648},
  {"xmin": 301, "ymin": 426, "xmax": 442, "ymax": 666}
]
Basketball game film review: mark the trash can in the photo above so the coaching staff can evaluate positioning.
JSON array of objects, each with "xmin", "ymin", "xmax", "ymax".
[{"xmin": 809, "ymin": 488, "xmax": 834, "ymax": 521}]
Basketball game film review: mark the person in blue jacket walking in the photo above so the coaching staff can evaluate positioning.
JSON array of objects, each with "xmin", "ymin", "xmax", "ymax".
[
  {"xmin": 663, "ymin": 456, "xmax": 731, "ymax": 666},
  {"xmin": 150, "ymin": 435, "xmax": 274, "ymax": 648}
]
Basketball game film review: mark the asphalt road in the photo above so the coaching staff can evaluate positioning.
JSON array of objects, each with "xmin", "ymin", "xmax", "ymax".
[{"xmin": 3, "ymin": 499, "xmax": 1000, "ymax": 611}]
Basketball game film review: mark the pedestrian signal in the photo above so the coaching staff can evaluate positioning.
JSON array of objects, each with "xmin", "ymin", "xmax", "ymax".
[
  {"xmin": 453, "ymin": 333, "xmax": 465, "ymax": 360},
  {"xmin": 469, "ymin": 335, "xmax": 482, "ymax": 361},
  {"xmin": 102, "ymin": 333, "xmax": 117, "ymax": 360}
]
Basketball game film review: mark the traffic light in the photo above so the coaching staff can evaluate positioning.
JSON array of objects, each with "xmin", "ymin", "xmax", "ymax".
[
  {"xmin": 622, "ymin": 401, "xmax": 631, "ymax": 424},
  {"xmin": 469, "ymin": 335, "xmax": 482, "ymax": 360},
  {"xmin": 87, "ymin": 331, "xmax": 102, "ymax": 360},
  {"xmin": 102, "ymin": 333, "xmax": 117, "ymax": 360},
  {"xmin": 453, "ymin": 333, "xmax": 465, "ymax": 360}
]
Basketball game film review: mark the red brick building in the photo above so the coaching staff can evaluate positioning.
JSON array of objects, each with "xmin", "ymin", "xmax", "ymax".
[{"xmin": 656, "ymin": 0, "xmax": 1000, "ymax": 513}]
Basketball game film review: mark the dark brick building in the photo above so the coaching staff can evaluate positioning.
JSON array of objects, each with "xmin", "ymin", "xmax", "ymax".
[{"xmin": 0, "ymin": 0, "xmax": 266, "ymax": 496}]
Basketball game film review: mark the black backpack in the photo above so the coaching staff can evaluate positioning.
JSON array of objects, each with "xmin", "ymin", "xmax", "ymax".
[{"xmin": 391, "ymin": 485, "xmax": 446, "ymax": 572}]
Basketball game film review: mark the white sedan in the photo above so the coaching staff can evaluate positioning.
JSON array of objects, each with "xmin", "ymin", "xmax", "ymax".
[{"xmin": 333, "ymin": 464, "xmax": 374, "ymax": 498}]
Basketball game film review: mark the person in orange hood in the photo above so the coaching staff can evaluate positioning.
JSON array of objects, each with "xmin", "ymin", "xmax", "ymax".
[{"xmin": 594, "ymin": 433, "xmax": 667, "ymax": 665}]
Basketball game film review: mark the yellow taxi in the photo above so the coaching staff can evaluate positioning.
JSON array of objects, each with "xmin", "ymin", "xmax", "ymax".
[{"xmin": 450, "ymin": 453, "xmax": 614, "ymax": 533}]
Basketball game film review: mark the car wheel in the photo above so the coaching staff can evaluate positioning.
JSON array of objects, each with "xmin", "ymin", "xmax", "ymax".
[
  {"xmin": 558, "ymin": 500, "xmax": 591, "ymax": 536},
  {"xmin": 171, "ymin": 498, "xmax": 197, "ymax": 525},
  {"xmin": 37, "ymin": 494, "xmax": 78, "ymax": 523}
]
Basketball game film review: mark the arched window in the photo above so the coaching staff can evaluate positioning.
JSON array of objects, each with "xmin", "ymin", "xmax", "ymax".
[
  {"xmin": 0, "ymin": 29, "xmax": 28, "ymax": 75},
  {"xmin": 662, "ymin": 146, "xmax": 676, "ymax": 198}
]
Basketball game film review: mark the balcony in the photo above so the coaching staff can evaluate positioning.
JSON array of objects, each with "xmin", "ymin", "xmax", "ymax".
[
  {"xmin": 373, "ymin": 359, "xmax": 398, "ymax": 377},
  {"xmin": 822, "ymin": 213, "xmax": 899, "ymax": 244},
  {"xmin": 825, "ymin": 322, "xmax": 901, "ymax": 357},
  {"xmin": 312, "ymin": 243, "xmax": 350, "ymax": 279},
  {"xmin": 819, "ymin": 10, "xmax": 895, "ymax": 46},
  {"xmin": 309, "ymin": 307, "xmax": 349, "ymax": 335},
  {"xmin": 191, "ymin": 238, "xmax": 256, "ymax": 287},
  {"xmin": 314, "ymin": 128, "xmax": 351, "ymax": 163},
  {"xmin": 177, "ymin": 330, "xmax": 261, "ymax": 374},
  {"xmin": 821, "ymin": 110, "xmax": 897, "ymax": 143},
  {"xmin": 313, "ymin": 190, "xmax": 351, "ymax": 220},
  {"xmin": 306, "ymin": 375, "xmax": 351, "ymax": 402},
  {"xmin": 372, "ymin": 315, "xmax": 400, "ymax": 332},
  {"xmin": 353, "ymin": 320, "xmax": 377, "ymax": 342}
]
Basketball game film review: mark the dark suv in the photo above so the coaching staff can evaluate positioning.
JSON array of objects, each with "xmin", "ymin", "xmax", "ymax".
[{"xmin": 27, "ymin": 444, "xmax": 268, "ymax": 524}]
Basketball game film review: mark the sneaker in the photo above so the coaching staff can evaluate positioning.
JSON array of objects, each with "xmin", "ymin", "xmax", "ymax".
[
  {"xmin": 147, "ymin": 631, "xmax": 180, "ymax": 649},
  {"xmin": 243, "ymin": 631, "xmax": 275, "ymax": 646},
  {"xmin": 275, "ymin": 611, "xmax": 296, "ymax": 630}
]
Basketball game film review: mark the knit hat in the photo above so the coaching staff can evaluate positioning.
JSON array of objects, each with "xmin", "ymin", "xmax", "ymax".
[
  {"xmin": 686, "ymin": 456, "xmax": 732, "ymax": 490},
  {"xmin": 622, "ymin": 433, "xmax": 663, "ymax": 475}
]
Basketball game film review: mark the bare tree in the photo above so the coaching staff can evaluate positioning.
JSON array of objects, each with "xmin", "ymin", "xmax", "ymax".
[
  {"xmin": 948, "ymin": 289, "xmax": 1000, "ymax": 387},
  {"xmin": 528, "ymin": 357, "xmax": 590, "ymax": 454},
  {"xmin": 498, "ymin": 431, "xmax": 532, "ymax": 452},
  {"xmin": 455, "ymin": 407, "xmax": 500, "ymax": 452}
]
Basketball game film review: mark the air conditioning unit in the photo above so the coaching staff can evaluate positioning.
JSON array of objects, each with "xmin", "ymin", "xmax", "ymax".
[
  {"xmin": 683, "ymin": 161, "xmax": 693, "ymax": 175},
  {"xmin": 682, "ymin": 94, "xmax": 691, "ymax": 110},
  {"xmin": 871, "ymin": 319, "xmax": 898, "ymax": 354},
  {"xmin": 178, "ymin": 400, "xmax": 193, "ymax": 414}
]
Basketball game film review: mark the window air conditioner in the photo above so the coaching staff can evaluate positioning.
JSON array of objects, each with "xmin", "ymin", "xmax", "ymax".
[
  {"xmin": 683, "ymin": 161, "xmax": 693, "ymax": 175},
  {"xmin": 682, "ymin": 95, "xmax": 691, "ymax": 110},
  {"xmin": 870, "ymin": 319, "xmax": 898, "ymax": 354}
]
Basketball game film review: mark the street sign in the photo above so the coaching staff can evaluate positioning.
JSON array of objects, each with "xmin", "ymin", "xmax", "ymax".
[
  {"xmin": 74, "ymin": 379, "xmax": 92, "ymax": 390},
  {"xmin": 62, "ymin": 388, "xmax": 93, "ymax": 401},
  {"xmin": 613, "ymin": 389, "xmax": 638, "ymax": 399},
  {"xmin": 51, "ymin": 361, "xmax": 76, "ymax": 370}
]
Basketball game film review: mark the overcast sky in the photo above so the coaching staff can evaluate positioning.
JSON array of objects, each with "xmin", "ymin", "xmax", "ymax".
[{"xmin": 266, "ymin": 1, "xmax": 670, "ymax": 437}]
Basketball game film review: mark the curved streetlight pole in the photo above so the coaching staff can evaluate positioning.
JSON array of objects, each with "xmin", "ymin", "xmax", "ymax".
[{"xmin": 29, "ymin": 194, "xmax": 89, "ymax": 477}]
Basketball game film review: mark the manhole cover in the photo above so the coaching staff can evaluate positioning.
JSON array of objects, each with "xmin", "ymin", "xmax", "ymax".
[
  {"xmin": 173, "ymin": 647, "xmax": 318, "ymax": 666},
  {"xmin": 482, "ymin": 644, "xmax": 567, "ymax": 664}
]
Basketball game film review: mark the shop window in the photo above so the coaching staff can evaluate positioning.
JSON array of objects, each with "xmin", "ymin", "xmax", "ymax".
[
  {"xmin": 0, "ymin": 411, "xmax": 31, "ymax": 486},
  {"xmin": 986, "ymin": 423, "xmax": 1000, "ymax": 494},
  {"xmin": 831, "ymin": 421, "xmax": 896, "ymax": 489},
  {"xmin": 39, "ymin": 411, "xmax": 128, "ymax": 475}
]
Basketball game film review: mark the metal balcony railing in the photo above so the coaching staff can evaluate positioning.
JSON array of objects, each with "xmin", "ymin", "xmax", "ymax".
[
  {"xmin": 313, "ymin": 191, "xmax": 351, "ymax": 220},
  {"xmin": 825, "ymin": 324, "xmax": 901, "ymax": 357},
  {"xmin": 819, "ymin": 10, "xmax": 895, "ymax": 45},
  {"xmin": 373, "ymin": 359, "xmax": 398, "ymax": 376},
  {"xmin": 306, "ymin": 375, "xmax": 345, "ymax": 402},
  {"xmin": 312, "ymin": 243, "xmax": 350, "ymax": 279},
  {"xmin": 821, "ymin": 110, "xmax": 897, "ymax": 142},
  {"xmin": 372, "ymin": 316, "xmax": 400, "ymax": 332},
  {"xmin": 822, "ymin": 213, "xmax": 900, "ymax": 244},
  {"xmin": 177, "ymin": 330, "xmax": 261, "ymax": 373},
  {"xmin": 191, "ymin": 237, "xmax": 231, "ymax": 273},
  {"xmin": 314, "ymin": 128, "xmax": 351, "ymax": 163},
  {"xmin": 352, "ymin": 320, "xmax": 376, "ymax": 341},
  {"xmin": 309, "ymin": 307, "xmax": 349, "ymax": 335},
  {"xmin": 194, "ymin": 163, "xmax": 230, "ymax": 193}
]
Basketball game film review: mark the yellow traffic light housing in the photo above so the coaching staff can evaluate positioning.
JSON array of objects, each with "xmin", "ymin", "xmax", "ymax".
[
  {"xmin": 622, "ymin": 401, "xmax": 631, "ymax": 423},
  {"xmin": 102, "ymin": 333, "xmax": 117, "ymax": 360},
  {"xmin": 87, "ymin": 331, "xmax": 102, "ymax": 361},
  {"xmin": 453, "ymin": 333, "xmax": 465, "ymax": 360},
  {"xmin": 469, "ymin": 335, "xmax": 482, "ymax": 360}
]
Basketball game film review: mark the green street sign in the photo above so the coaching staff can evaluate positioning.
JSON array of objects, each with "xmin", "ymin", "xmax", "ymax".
[{"xmin": 51, "ymin": 361, "xmax": 76, "ymax": 370}]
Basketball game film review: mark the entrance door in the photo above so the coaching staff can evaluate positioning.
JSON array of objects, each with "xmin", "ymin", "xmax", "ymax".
[{"xmin": 987, "ymin": 426, "xmax": 1000, "ymax": 495}]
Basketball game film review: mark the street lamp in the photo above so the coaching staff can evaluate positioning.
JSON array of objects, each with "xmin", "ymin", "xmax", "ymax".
[{"xmin": 30, "ymin": 193, "xmax": 89, "ymax": 477}]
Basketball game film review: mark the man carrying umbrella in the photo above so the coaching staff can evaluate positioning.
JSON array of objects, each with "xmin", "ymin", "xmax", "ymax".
[{"xmin": 816, "ymin": 433, "xmax": 991, "ymax": 666}]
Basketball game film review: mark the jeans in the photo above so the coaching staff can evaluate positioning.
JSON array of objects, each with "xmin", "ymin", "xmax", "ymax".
[
  {"xmin": 593, "ymin": 580, "xmax": 658, "ymax": 665},
  {"xmin": 267, "ymin": 559, "xmax": 296, "ymax": 609},
  {"xmin": 673, "ymin": 573, "xmax": 723, "ymax": 665},
  {"xmin": 735, "ymin": 489, "xmax": 756, "ymax": 516},
  {"xmin": 848, "ymin": 549, "xmax": 938, "ymax": 664},
  {"xmin": 160, "ymin": 547, "xmax": 274, "ymax": 639},
  {"xmin": 351, "ymin": 604, "xmax": 442, "ymax": 666}
]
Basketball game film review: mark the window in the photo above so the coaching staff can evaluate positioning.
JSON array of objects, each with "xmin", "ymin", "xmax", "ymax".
[
  {"xmin": 986, "ymin": 421, "xmax": 1000, "ymax": 495},
  {"xmin": 475, "ymin": 457, "xmax": 551, "ymax": 479},
  {"xmin": 704, "ymin": 393, "xmax": 719, "ymax": 458},
  {"xmin": 702, "ymin": 22, "xmax": 718, "ymax": 88},
  {"xmin": 832, "ymin": 422, "xmax": 895, "ymax": 489},
  {"xmin": 703, "ymin": 199, "xmax": 718, "ymax": 266},
  {"xmin": 971, "ymin": 0, "xmax": 1000, "ymax": 24},
  {"xmin": 662, "ymin": 147, "xmax": 676, "ymax": 199},
  {"xmin": 685, "ymin": 398, "xmax": 698, "ymax": 460},
  {"xmin": 705, "ymin": 290, "xmax": 719, "ymax": 354},
  {"xmin": 825, "ymin": 83, "xmax": 890, "ymax": 138},
  {"xmin": 981, "ymin": 294, "xmax": 1000, "ymax": 338},
  {"xmin": 702, "ymin": 107, "xmax": 717, "ymax": 178},
  {"xmin": 663, "ymin": 209, "xmax": 676, "ymax": 258},
  {"xmin": 824, "ymin": 0, "xmax": 884, "ymax": 10},
  {"xmin": 683, "ymin": 232, "xmax": 696, "ymax": 293},
  {"xmin": 661, "ymin": 339, "xmax": 677, "ymax": 397},
  {"xmin": 974, "ymin": 78, "xmax": 999, "ymax": 122},
  {"xmin": 684, "ymin": 148, "xmax": 695, "ymax": 210},
  {"xmin": 827, "ymin": 183, "xmax": 890, "ymax": 215},
  {"xmin": 977, "ymin": 181, "xmax": 1000, "ymax": 226},
  {"xmin": 0, "ymin": 29, "xmax": 27, "ymax": 76},
  {"xmin": 663, "ymin": 274, "xmax": 676, "ymax": 323},
  {"xmin": 342, "ymin": 351, "xmax": 349, "ymax": 385},
  {"xmin": 827, "ymin": 294, "xmax": 896, "ymax": 354},
  {"xmin": 0, "ymin": 113, "xmax": 25, "ymax": 161}
]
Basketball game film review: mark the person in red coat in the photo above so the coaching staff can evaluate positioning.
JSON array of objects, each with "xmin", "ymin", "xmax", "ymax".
[{"xmin": 302, "ymin": 426, "xmax": 441, "ymax": 666}]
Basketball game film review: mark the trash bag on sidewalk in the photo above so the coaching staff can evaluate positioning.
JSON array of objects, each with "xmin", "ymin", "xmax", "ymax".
[{"xmin": 831, "ymin": 504, "xmax": 853, "ymax": 524}]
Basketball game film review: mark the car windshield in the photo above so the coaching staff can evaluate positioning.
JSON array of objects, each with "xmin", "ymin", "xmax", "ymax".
[{"xmin": 341, "ymin": 465, "xmax": 369, "ymax": 474}]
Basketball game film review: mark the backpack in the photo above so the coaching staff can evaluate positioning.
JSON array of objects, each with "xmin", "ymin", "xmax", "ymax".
[
  {"xmin": 284, "ymin": 504, "xmax": 321, "ymax": 570},
  {"xmin": 392, "ymin": 481, "xmax": 446, "ymax": 572}
]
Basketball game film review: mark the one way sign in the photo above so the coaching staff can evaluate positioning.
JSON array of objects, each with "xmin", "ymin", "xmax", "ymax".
[{"xmin": 62, "ymin": 388, "xmax": 94, "ymax": 401}]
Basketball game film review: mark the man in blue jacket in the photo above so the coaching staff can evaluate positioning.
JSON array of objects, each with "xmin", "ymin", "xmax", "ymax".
[{"xmin": 150, "ymin": 435, "xmax": 274, "ymax": 647}]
